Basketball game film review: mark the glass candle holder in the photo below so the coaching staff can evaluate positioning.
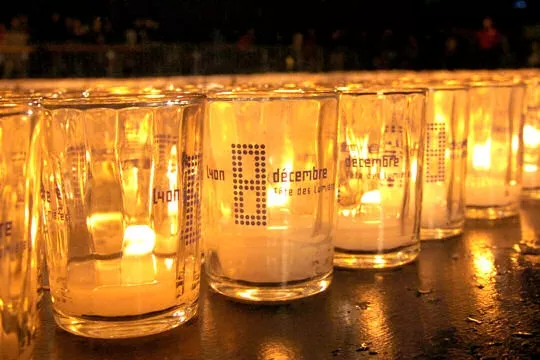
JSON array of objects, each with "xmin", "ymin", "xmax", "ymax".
[
  {"xmin": 204, "ymin": 85, "xmax": 339, "ymax": 303},
  {"xmin": 0, "ymin": 90, "xmax": 50, "ymax": 305},
  {"xmin": 522, "ymin": 77, "xmax": 540, "ymax": 199},
  {"xmin": 420, "ymin": 84, "xmax": 469, "ymax": 240},
  {"xmin": 523, "ymin": 106, "xmax": 540, "ymax": 198},
  {"xmin": 41, "ymin": 91, "xmax": 205, "ymax": 339},
  {"xmin": 334, "ymin": 86, "xmax": 426, "ymax": 269},
  {"xmin": 465, "ymin": 81, "xmax": 525, "ymax": 219},
  {"xmin": 0, "ymin": 98, "xmax": 40, "ymax": 359}
]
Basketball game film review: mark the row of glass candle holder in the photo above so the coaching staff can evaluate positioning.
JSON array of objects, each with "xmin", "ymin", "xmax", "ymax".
[{"xmin": 0, "ymin": 69, "xmax": 539, "ymax": 350}]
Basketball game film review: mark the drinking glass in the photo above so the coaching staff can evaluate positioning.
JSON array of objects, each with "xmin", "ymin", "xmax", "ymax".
[
  {"xmin": 204, "ymin": 85, "xmax": 339, "ymax": 302},
  {"xmin": 41, "ymin": 91, "xmax": 205, "ymax": 338},
  {"xmin": 421, "ymin": 84, "xmax": 469, "ymax": 240},
  {"xmin": 334, "ymin": 86, "xmax": 426, "ymax": 269},
  {"xmin": 465, "ymin": 81, "xmax": 525, "ymax": 219},
  {"xmin": 0, "ymin": 97, "xmax": 41, "ymax": 359},
  {"xmin": 522, "ymin": 77, "xmax": 540, "ymax": 199}
]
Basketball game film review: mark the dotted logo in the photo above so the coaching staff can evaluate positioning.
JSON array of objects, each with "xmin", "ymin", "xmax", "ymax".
[
  {"xmin": 66, "ymin": 145, "xmax": 85, "ymax": 200},
  {"xmin": 382, "ymin": 124, "xmax": 404, "ymax": 188},
  {"xmin": 425, "ymin": 123, "xmax": 446, "ymax": 183},
  {"xmin": 383, "ymin": 124, "xmax": 404, "ymax": 150},
  {"xmin": 181, "ymin": 153, "xmax": 201, "ymax": 246},
  {"xmin": 231, "ymin": 144, "xmax": 267, "ymax": 227}
]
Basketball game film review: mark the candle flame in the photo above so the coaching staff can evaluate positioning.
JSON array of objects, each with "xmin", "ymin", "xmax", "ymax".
[
  {"xmin": 361, "ymin": 190, "xmax": 381, "ymax": 204},
  {"xmin": 523, "ymin": 125, "xmax": 540, "ymax": 148},
  {"xmin": 164, "ymin": 258, "xmax": 174, "ymax": 270},
  {"xmin": 472, "ymin": 141, "xmax": 491, "ymax": 170},
  {"xmin": 123, "ymin": 225, "xmax": 156, "ymax": 256}
]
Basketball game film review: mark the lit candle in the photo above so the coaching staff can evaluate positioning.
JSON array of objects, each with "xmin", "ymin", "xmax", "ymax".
[
  {"xmin": 121, "ymin": 225, "xmax": 157, "ymax": 284},
  {"xmin": 522, "ymin": 124, "xmax": 540, "ymax": 188},
  {"xmin": 335, "ymin": 189, "xmax": 414, "ymax": 251},
  {"xmin": 53, "ymin": 225, "xmax": 179, "ymax": 317},
  {"xmin": 465, "ymin": 141, "xmax": 520, "ymax": 206},
  {"xmin": 421, "ymin": 182, "xmax": 450, "ymax": 228},
  {"xmin": 204, "ymin": 87, "xmax": 338, "ymax": 301},
  {"xmin": 208, "ymin": 181, "xmax": 332, "ymax": 284}
]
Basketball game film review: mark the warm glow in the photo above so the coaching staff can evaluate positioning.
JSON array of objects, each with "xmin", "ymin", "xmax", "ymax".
[
  {"xmin": 220, "ymin": 203, "xmax": 232, "ymax": 217},
  {"xmin": 472, "ymin": 141, "xmax": 491, "ymax": 170},
  {"xmin": 434, "ymin": 113, "xmax": 446, "ymax": 124},
  {"xmin": 123, "ymin": 225, "xmax": 156, "ymax": 255},
  {"xmin": 474, "ymin": 255, "xmax": 494, "ymax": 276},
  {"xmin": 361, "ymin": 189, "xmax": 381, "ymax": 204},
  {"xmin": 340, "ymin": 208, "xmax": 358, "ymax": 217},
  {"xmin": 109, "ymin": 86, "xmax": 132, "ymax": 95},
  {"xmin": 472, "ymin": 250, "xmax": 496, "ymax": 281},
  {"xmin": 524, "ymin": 164, "xmax": 538, "ymax": 173},
  {"xmin": 512, "ymin": 135, "xmax": 519, "ymax": 153},
  {"xmin": 167, "ymin": 145, "xmax": 178, "ymax": 234},
  {"xmin": 87, "ymin": 212, "xmax": 123, "ymax": 229},
  {"xmin": 259, "ymin": 339, "xmax": 298, "ymax": 360},
  {"xmin": 523, "ymin": 125, "xmax": 540, "ymax": 148},
  {"xmin": 373, "ymin": 255, "xmax": 386, "ymax": 266},
  {"xmin": 410, "ymin": 158, "xmax": 418, "ymax": 182},
  {"xmin": 164, "ymin": 257, "xmax": 174, "ymax": 270}
]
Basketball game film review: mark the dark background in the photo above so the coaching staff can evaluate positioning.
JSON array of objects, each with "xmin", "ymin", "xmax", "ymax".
[
  {"xmin": 1, "ymin": 0, "xmax": 540, "ymax": 77},
  {"xmin": 3, "ymin": 0, "xmax": 539, "ymax": 43}
]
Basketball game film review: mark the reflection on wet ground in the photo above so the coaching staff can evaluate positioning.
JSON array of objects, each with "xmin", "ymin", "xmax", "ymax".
[{"xmin": 35, "ymin": 203, "xmax": 540, "ymax": 359}]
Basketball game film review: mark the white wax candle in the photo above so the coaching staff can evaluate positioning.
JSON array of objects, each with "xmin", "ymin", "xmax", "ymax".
[
  {"xmin": 55, "ymin": 255, "xmax": 178, "ymax": 317},
  {"xmin": 465, "ymin": 178, "xmax": 521, "ymax": 206},
  {"xmin": 421, "ymin": 182, "xmax": 449, "ymax": 228},
  {"xmin": 53, "ymin": 225, "xmax": 180, "ymax": 317},
  {"xmin": 206, "ymin": 174, "xmax": 334, "ymax": 284},
  {"xmin": 121, "ymin": 225, "xmax": 157, "ymax": 284},
  {"xmin": 335, "ymin": 218, "xmax": 407, "ymax": 251},
  {"xmin": 335, "ymin": 189, "xmax": 414, "ymax": 251},
  {"xmin": 466, "ymin": 140, "xmax": 521, "ymax": 206},
  {"xmin": 209, "ymin": 214, "xmax": 331, "ymax": 284}
]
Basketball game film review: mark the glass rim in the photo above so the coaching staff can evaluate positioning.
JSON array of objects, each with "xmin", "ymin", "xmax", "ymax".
[
  {"xmin": 468, "ymin": 80, "xmax": 526, "ymax": 88},
  {"xmin": 336, "ymin": 84, "xmax": 427, "ymax": 96},
  {"xmin": 0, "ymin": 90, "xmax": 46, "ymax": 102},
  {"xmin": 0, "ymin": 101, "xmax": 35, "ymax": 118},
  {"xmin": 41, "ymin": 89, "xmax": 206, "ymax": 109},
  {"xmin": 207, "ymin": 83, "xmax": 337, "ymax": 101},
  {"xmin": 0, "ymin": 96, "xmax": 39, "ymax": 109},
  {"xmin": 424, "ymin": 84, "xmax": 469, "ymax": 91}
]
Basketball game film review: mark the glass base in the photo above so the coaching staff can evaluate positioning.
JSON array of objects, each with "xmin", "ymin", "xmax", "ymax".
[
  {"xmin": 465, "ymin": 203, "xmax": 519, "ymax": 220},
  {"xmin": 420, "ymin": 227, "xmax": 463, "ymax": 241},
  {"xmin": 333, "ymin": 243, "xmax": 419, "ymax": 269},
  {"xmin": 53, "ymin": 302, "xmax": 198, "ymax": 339},
  {"xmin": 522, "ymin": 188, "xmax": 540, "ymax": 200},
  {"xmin": 207, "ymin": 272, "xmax": 332, "ymax": 303}
]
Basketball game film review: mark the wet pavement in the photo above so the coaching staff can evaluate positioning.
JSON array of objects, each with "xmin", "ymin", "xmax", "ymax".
[{"xmin": 35, "ymin": 202, "xmax": 540, "ymax": 359}]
